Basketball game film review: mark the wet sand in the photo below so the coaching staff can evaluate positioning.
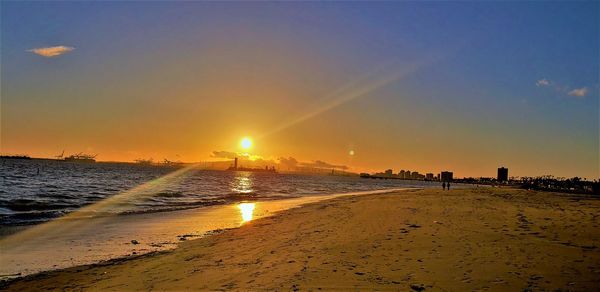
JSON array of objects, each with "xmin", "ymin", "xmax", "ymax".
[
  {"xmin": 3, "ymin": 188, "xmax": 600, "ymax": 290},
  {"xmin": 0, "ymin": 189, "xmax": 406, "ymax": 278}
]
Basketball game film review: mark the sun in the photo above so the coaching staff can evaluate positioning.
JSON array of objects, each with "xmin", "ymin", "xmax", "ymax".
[{"xmin": 240, "ymin": 137, "xmax": 252, "ymax": 150}]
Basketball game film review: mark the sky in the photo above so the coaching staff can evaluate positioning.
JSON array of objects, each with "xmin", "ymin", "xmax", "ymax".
[{"xmin": 1, "ymin": 1, "xmax": 598, "ymax": 178}]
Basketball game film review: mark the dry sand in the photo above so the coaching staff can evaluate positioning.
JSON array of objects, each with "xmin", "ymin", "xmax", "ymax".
[{"xmin": 3, "ymin": 188, "xmax": 599, "ymax": 291}]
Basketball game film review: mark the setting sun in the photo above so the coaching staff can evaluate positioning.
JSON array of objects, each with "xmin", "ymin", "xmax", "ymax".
[
  {"xmin": 240, "ymin": 137, "xmax": 252, "ymax": 150},
  {"xmin": 1, "ymin": 2, "xmax": 598, "ymax": 290}
]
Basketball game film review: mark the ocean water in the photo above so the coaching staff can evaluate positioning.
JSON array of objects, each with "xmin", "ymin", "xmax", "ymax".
[{"xmin": 0, "ymin": 159, "xmax": 441, "ymax": 225}]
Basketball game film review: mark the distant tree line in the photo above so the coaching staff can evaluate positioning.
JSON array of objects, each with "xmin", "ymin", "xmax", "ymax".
[
  {"xmin": 456, "ymin": 176, "xmax": 599, "ymax": 195},
  {"xmin": 518, "ymin": 176, "xmax": 599, "ymax": 195}
]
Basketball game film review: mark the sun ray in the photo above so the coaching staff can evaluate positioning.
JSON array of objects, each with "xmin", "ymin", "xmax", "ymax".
[
  {"xmin": 258, "ymin": 53, "xmax": 449, "ymax": 140},
  {"xmin": 0, "ymin": 164, "xmax": 200, "ymax": 249}
]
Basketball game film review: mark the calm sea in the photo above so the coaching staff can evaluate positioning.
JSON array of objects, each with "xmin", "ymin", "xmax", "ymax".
[{"xmin": 0, "ymin": 158, "xmax": 441, "ymax": 225}]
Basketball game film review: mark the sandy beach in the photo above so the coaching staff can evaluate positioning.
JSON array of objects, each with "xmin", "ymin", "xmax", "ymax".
[
  {"xmin": 3, "ymin": 187, "xmax": 600, "ymax": 291},
  {"xmin": 0, "ymin": 188, "xmax": 406, "ymax": 278}
]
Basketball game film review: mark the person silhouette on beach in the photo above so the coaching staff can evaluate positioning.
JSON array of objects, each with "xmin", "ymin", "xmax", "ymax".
[
  {"xmin": 447, "ymin": 182, "xmax": 451, "ymax": 190},
  {"xmin": 442, "ymin": 182, "xmax": 446, "ymax": 190}
]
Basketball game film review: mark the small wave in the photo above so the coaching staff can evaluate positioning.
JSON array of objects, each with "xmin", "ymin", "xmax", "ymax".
[
  {"xmin": 154, "ymin": 191, "xmax": 185, "ymax": 198},
  {"xmin": 0, "ymin": 199, "xmax": 80, "ymax": 212},
  {"xmin": 0, "ymin": 210, "xmax": 70, "ymax": 225},
  {"xmin": 0, "ymin": 207, "xmax": 15, "ymax": 215},
  {"xmin": 223, "ymin": 192, "xmax": 260, "ymax": 201}
]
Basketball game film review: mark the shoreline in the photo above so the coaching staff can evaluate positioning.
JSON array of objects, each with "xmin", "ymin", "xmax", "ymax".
[
  {"xmin": 3, "ymin": 187, "xmax": 599, "ymax": 290},
  {"xmin": 0, "ymin": 188, "xmax": 414, "ymax": 280}
]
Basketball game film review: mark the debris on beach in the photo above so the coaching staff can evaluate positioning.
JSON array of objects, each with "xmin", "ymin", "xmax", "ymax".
[
  {"xmin": 178, "ymin": 234, "xmax": 201, "ymax": 241},
  {"xmin": 204, "ymin": 228, "xmax": 233, "ymax": 236},
  {"xmin": 130, "ymin": 240, "xmax": 139, "ymax": 245}
]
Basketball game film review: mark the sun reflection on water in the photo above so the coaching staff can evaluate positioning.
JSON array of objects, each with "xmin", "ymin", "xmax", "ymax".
[
  {"xmin": 230, "ymin": 172, "xmax": 254, "ymax": 194},
  {"xmin": 238, "ymin": 203, "xmax": 255, "ymax": 222}
]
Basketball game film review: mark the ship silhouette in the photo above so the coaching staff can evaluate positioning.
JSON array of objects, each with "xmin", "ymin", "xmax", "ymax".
[
  {"xmin": 63, "ymin": 152, "xmax": 97, "ymax": 163},
  {"xmin": 227, "ymin": 157, "xmax": 276, "ymax": 173}
]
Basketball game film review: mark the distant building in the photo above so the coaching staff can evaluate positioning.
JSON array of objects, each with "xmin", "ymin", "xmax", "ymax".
[
  {"xmin": 385, "ymin": 169, "xmax": 393, "ymax": 177},
  {"xmin": 411, "ymin": 171, "xmax": 419, "ymax": 179},
  {"xmin": 497, "ymin": 167, "xmax": 508, "ymax": 182},
  {"xmin": 398, "ymin": 170, "xmax": 406, "ymax": 179},
  {"xmin": 441, "ymin": 171, "xmax": 453, "ymax": 182},
  {"xmin": 426, "ymin": 173, "xmax": 434, "ymax": 180}
]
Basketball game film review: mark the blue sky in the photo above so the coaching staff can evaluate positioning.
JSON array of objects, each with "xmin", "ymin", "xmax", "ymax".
[{"xmin": 1, "ymin": 1, "xmax": 598, "ymax": 178}]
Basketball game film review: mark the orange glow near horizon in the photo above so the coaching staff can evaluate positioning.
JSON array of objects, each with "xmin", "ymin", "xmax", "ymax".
[{"xmin": 1, "ymin": 3, "xmax": 597, "ymax": 180}]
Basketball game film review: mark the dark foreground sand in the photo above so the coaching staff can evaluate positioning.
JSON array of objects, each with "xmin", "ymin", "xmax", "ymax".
[{"xmin": 3, "ymin": 188, "xmax": 600, "ymax": 291}]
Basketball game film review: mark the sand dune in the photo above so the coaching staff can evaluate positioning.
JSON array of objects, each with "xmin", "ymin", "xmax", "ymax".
[{"xmin": 3, "ymin": 188, "xmax": 599, "ymax": 291}]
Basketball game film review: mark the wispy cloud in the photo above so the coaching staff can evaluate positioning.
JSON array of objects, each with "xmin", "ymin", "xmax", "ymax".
[
  {"xmin": 568, "ymin": 87, "xmax": 588, "ymax": 97},
  {"xmin": 211, "ymin": 150, "xmax": 265, "ymax": 162},
  {"xmin": 211, "ymin": 150, "xmax": 238, "ymax": 159},
  {"xmin": 278, "ymin": 157, "xmax": 298, "ymax": 169},
  {"xmin": 535, "ymin": 79, "xmax": 550, "ymax": 86},
  {"xmin": 28, "ymin": 45, "xmax": 75, "ymax": 57},
  {"xmin": 536, "ymin": 78, "xmax": 591, "ymax": 98},
  {"xmin": 211, "ymin": 151, "xmax": 349, "ymax": 170},
  {"xmin": 300, "ymin": 160, "xmax": 348, "ymax": 170}
]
